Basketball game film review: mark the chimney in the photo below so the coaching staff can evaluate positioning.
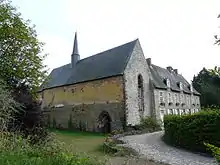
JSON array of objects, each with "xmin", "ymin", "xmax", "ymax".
[
  {"xmin": 71, "ymin": 32, "xmax": 80, "ymax": 68},
  {"xmin": 166, "ymin": 66, "xmax": 173, "ymax": 72},
  {"xmin": 174, "ymin": 69, "xmax": 178, "ymax": 74},
  {"xmin": 146, "ymin": 58, "xmax": 151, "ymax": 65},
  {"xmin": 190, "ymin": 83, "xmax": 193, "ymax": 93}
]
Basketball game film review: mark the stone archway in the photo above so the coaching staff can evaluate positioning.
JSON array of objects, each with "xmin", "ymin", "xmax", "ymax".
[{"xmin": 98, "ymin": 111, "xmax": 111, "ymax": 133}]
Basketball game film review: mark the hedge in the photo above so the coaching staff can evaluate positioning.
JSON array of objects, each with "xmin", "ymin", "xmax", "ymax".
[
  {"xmin": 205, "ymin": 143, "xmax": 220, "ymax": 163},
  {"xmin": 163, "ymin": 109, "xmax": 220, "ymax": 154}
]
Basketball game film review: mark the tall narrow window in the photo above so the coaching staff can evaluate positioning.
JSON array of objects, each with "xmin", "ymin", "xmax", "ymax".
[
  {"xmin": 186, "ymin": 95, "xmax": 190, "ymax": 106},
  {"xmin": 138, "ymin": 74, "xmax": 144, "ymax": 118},
  {"xmin": 191, "ymin": 96, "xmax": 195, "ymax": 105},
  {"xmin": 159, "ymin": 92, "xmax": 164, "ymax": 104},
  {"xmin": 168, "ymin": 93, "xmax": 172, "ymax": 103},
  {"xmin": 174, "ymin": 94, "xmax": 177, "ymax": 104},
  {"xmin": 180, "ymin": 94, "xmax": 184, "ymax": 104}
]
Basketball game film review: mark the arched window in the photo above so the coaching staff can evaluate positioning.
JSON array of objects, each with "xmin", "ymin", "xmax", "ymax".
[{"xmin": 138, "ymin": 74, "xmax": 144, "ymax": 118}]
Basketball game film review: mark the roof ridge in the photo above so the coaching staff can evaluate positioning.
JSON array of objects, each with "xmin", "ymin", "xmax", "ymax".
[
  {"xmin": 152, "ymin": 64, "xmax": 182, "ymax": 77},
  {"xmin": 77, "ymin": 39, "xmax": 138, "ymax": 64}
]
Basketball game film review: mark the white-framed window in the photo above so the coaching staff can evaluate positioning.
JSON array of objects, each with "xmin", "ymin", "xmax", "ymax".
[
  {"xmin": 185, "ymin": 109, "xmax": 190, "ymax": 114},
  {"xmin": 177, "ymin": 109, "xmax": 180, "ymax": 115},
  {"xmin": 159, "ymin": 91, "xmax": 164, "ymax": 103},
  {"xmin": 176, "ymin": 94, "xmax": 180, "ymax": 103},
  {"xmin": 168, "ymin": 93, "xmax": 172, "ymax": 103},
  {"xmin": 173, "ymin": 109, "xmax": 178, "ymax": 115},
  {"xmin": 186, "ymin": 95, "xmax": 190, "ymax": 106},
  {"xmin": 183, "ymin": 109, "xmax": 186, "ymax": 115},
  {"xmin": 179, "ymin": 109, "xmax": 183, "ymax": 115},
  {"xmin": 180, "ymin": 94, "xmax": 184, "ymax": 104},
  {"xmin": 169, "ymin": 109, "xmax": 173, "ymax": 115},
  {"xmin": 174, "ymin": 94, "xmax": 177, "ymax": 104}
]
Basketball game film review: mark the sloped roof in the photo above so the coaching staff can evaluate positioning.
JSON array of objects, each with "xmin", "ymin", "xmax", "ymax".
[
  {"xmin": 41, "ymin": 39, "xmax": 138, "ymax": 90},
  {"xmin": 149, "ymin": 64, "xmax": 200, "ymax": 95}
]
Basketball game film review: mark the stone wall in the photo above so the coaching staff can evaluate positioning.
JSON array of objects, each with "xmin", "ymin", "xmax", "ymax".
[
  {"xmin": 153, "ymin": 88, "xmax": 201, "ymax": 121},
  {"xmin": 124, "ymin": 40, "xmax": 151, "ymax": 126},
  {"xmin": 44, "ymin": 102, "xmax": 125, "ymax": 132},
  {"xmin": 40, "ymin": 76, "xmax": 125, "ymax": 132},
  {"xmin": 41, "ymin": 76, "xmax": 124, "ymax": 107}
]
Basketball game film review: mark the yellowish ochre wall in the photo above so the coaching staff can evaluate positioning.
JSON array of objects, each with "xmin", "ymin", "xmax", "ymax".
[{"xmin": 41, "ymin": 76, "xmax": 124, "ymax": 108}]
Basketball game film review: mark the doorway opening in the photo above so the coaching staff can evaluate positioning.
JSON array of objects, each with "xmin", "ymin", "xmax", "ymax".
[{"xmin": 98, "ymin": 111, "xmax": 111, "ymax": 133}]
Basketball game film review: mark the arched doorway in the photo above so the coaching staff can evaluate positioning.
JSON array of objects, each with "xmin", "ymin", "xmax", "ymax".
[
  {"xmin": 138, "ymin": 74, "xmax": 144, "ymax": 118},
  {"xmin": 98, "ymin": 111, "xmax": 111, "ymax": 133}
]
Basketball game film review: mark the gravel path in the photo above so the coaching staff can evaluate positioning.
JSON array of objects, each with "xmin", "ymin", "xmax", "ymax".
[{"xmin": 119, "ymin": 131, "xmax": 218, "ymax": 165}]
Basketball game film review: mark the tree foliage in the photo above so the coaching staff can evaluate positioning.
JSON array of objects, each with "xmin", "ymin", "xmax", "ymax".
[
  {"xmin": 9, "ymin": 83, "xmax": 48, "ymax": 143},
  {"xmin": 0, "ymin": 0, "xmax": 47, "ymax": 93},
  {"xmin": 0, "ymin": 0, "xmax": 48, "ymax": 142},
  {"xmin": 192, "ymin": 68, "xmax": 220, "ymax": 107},
  {"xmin": 0, "ymin": 80, "xmax": 20, "ymax": 129},
  {"xmin": 209, "ymin": 66, "xmax": 220, "ymax": 77}
]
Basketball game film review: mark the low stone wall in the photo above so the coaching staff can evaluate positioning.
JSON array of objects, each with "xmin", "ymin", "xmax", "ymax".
[{"xmin": 43, "ymin": 102, "xmax": 125, "ymax": 132}]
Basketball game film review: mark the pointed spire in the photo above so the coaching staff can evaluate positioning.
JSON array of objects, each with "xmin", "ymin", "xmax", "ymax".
[
  {"xmin": 71, "ymin": 32, "xmax": 80, "ymax": 68},
  {"xmin": 72, "ymin": 32, "xmax": 79, "ymax": 55}
]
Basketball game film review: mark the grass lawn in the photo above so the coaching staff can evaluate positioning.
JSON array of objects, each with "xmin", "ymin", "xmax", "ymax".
[
  {"xmin": 52, "ymin": 129, "xmax": 165, "ymax": 165},
  {"xmin": 52, "ymin": 129, "xmax": 108, "ymax": 158}
]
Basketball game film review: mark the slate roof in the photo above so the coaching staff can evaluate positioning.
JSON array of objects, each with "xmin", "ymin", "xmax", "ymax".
[
  {"xmin": 40, "ymin": 37, "xmax": 199, "ymax": 96},
  {"xmin": 149, "ymin": 64, "xmax": 200, "ymax": 95},
  {"xmin": 40, "ymin": 39, "xmax": 138, "ymax": 90}
]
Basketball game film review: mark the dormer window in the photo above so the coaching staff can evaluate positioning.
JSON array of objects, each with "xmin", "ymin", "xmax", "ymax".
[
  {"xmin": 177, "ymin": 82, "xmax": 183, "ymax": 90},
  {"xmin": 167, "ymin": 79, "xmax": 171, "ymax": 88},
  {"xmin": 164, "ymin": 78, "xmax": 171, "ymax": 88}
]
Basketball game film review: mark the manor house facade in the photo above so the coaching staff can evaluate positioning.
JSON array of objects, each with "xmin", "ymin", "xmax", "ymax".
[{"xmin": 39, "ymin": 33, "xmax": 200, "ymax": 133}]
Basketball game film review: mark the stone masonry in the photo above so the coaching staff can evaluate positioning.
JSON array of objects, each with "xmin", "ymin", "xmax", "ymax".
[{"xmin": 124, "ymin": 40, "xmax": 152, "ymax": 126}]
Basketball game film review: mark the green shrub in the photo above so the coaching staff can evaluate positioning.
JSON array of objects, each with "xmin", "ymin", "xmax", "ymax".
[
  {"xmin": 135, "ymin": 116, "xmax": 162, "ymax": 132},
  {"xmin": 205, "ymin": 143, "xmax": 220, "ymax": 163},
  {"xmin": 0, "ymin": 132, "xmax": 105, "ymax": 165},
  {"xmin": 164, "ymin": 109, "xmax": 220, "ymax": 154}
]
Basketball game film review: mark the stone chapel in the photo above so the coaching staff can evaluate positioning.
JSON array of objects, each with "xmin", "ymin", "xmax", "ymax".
[{"xmin": 39, "ymin": 32, "xmax": 201, "ymax": 133}]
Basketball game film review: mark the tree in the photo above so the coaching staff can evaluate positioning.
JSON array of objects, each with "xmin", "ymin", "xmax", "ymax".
[
  {"xmin": 192, "ymin": 68, "xmax": 220, "ymax": 108},
  {"xmin": 11, "ymin": 82, "xmax": 48, "ymax": 143},
  {"xmin": 209, "ymin": 66, "xmax": 220, "ymax": 77},
  {"xmin": 0, "ymin": 0, "xmax": 48, "ymax": 142},
  {"xmin": 0, "ymin": 0, "xmax": 47, "ymax": 93},
  {"xmin": 0, "ymin": 80, "xmax": 20, "ymax": 130}
]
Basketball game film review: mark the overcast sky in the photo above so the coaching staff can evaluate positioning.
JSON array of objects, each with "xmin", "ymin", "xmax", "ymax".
[{"xmin": 12, "ymin": 0, "xmax": 220, "ymax": 82}]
